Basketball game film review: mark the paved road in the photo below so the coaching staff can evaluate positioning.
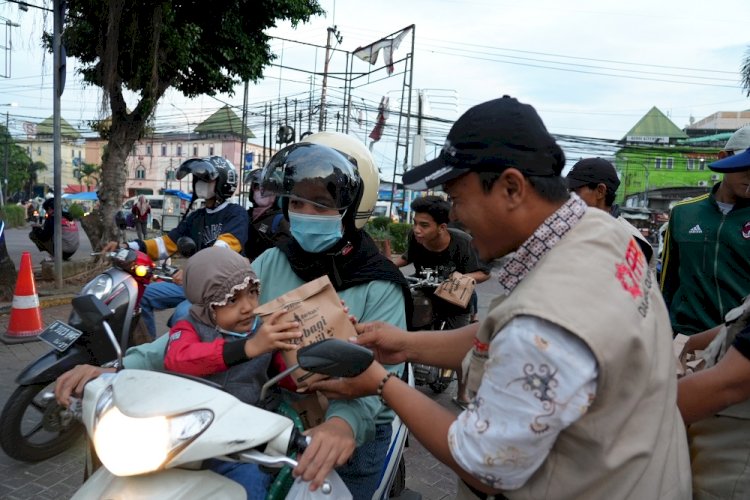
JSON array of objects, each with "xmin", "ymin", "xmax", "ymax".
[
  {"xmin": 3, "ymin": 225, "xmax": 94, "ymax": 269},
  {"xmin": 0, "ymin": 226, "xmax": 504, "ymax": 499}
]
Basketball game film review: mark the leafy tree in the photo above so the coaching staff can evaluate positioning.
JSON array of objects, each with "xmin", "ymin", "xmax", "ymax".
[
  {"xmin": 79, "ymin": 162, "xmax": 101, "ymax": 191},
  {"xmin": 56, "ymin": 0, "xmax": 323, "ymax": 244},
  {"xmin": 0, "ymin": 124, "xmax": 37, "ymax": 201}
]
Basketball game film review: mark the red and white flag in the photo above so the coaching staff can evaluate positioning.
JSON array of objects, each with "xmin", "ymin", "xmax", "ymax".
[
  {"xmin": 369, "ymin": 97, "xmax": 390, "ymax": 144},
  {"xmin": 353, "ymin": 27, "xmax": 413, "ymax": 75}
]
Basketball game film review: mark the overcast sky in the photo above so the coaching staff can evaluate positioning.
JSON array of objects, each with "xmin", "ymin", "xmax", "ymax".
[{"xmin": 1, "ymin": 0, "xmax": 749, "ymax": 176}]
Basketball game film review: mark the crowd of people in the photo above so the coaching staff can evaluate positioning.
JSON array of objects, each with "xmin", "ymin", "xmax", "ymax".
[{"xmin": 48, "ymin": 100, "xmax": 750, "ymax": 499}]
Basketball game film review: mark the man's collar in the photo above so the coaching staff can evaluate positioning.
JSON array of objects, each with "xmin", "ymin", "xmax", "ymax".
[{"xmin": 496, "ymin": 195, "xmax": 587, "ymax": 295}]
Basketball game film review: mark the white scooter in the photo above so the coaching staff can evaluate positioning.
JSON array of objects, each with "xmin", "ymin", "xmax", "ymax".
[{"xmin": 67, "ymin": 294, "xmax": 414, "ymax": 499}]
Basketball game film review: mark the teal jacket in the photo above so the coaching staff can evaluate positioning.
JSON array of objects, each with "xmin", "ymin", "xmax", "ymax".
[
  {"xmin": 660, "ymin": 184, "xmax": 750, "ymax": 335},
  {"xmin": 252, "ymin": 247, "xmax": 406, "ymax": 447}
]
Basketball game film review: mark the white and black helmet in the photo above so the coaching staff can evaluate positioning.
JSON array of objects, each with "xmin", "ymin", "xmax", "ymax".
[{"xmin": 177, "ymin": 156, "xmax": 238, "ymax": 203}]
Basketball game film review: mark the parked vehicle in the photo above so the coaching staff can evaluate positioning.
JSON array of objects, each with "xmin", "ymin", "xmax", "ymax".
[
  {"xmin": 407, "ymin": 269, "xmax": 455, "ymax": 394},
  {"xmin": 0, "ymin": 239, "xmax": 196, "ymax": 462},
  {"xmin": 67, "ymin": 295, "xmax": 408, "ymax": 499}
]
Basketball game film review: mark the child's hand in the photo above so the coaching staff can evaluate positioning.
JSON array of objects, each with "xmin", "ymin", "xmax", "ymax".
[
  {"xmin": 244, "ymin": 310, "xmax": 302, "ymax": 358},
  {"xmin": 341, "ymin": 299, "xmax": 358, "ymax": 326}
]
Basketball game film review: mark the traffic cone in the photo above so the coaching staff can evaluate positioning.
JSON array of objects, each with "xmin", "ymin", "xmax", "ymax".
[{"xmin": 2, "ymin": 252, "xmax": 44, "ymax": 344}]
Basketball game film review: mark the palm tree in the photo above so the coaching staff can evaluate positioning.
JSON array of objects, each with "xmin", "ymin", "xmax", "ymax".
[{"xmin": 80, "ymin": 162, "xmax": 101, "ymax": 191}]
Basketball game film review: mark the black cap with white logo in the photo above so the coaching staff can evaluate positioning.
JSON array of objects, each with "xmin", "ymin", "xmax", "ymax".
[{"xmin": 403, "ymin": 96, "xmax": 565, "ymax": 190}]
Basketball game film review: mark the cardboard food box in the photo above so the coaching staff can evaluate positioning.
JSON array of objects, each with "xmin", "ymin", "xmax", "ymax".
[
  {"xmin": 434, "ymin": 271, "xmax": 476, "ymax": 308},
  {"xmin": 254, "ymin": 275, "xmax": 356, "ymax": 389}
]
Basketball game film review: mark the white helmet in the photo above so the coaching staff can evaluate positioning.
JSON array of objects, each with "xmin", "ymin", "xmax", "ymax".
[{"xmin": 300, "ymin": 132, "xmax": 379, "ymax": 230}]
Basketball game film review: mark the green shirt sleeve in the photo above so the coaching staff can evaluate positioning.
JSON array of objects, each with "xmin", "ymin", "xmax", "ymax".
[
  {"xmin": 122, "ymin": 334, "xmax": 168, "ymax": 370},
  {"xmin": 324, "ymin": 280, "xmax": 406, "ymax": 446}
]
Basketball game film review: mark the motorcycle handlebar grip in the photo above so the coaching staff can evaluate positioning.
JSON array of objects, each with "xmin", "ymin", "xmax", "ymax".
[{"xmin": 289, "ymin": 428, "xmax": 309, "ymax": 455}]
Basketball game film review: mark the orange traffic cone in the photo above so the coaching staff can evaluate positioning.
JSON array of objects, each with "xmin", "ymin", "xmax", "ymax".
[{"xmin": 2, "ymin": 252, "xmax": 44, "ymax": 344}]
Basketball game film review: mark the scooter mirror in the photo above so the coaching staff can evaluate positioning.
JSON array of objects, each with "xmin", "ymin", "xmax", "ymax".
[
  {"xmin": 176, "ymin": 236, "xmax": 197, "ymax": 257},
  {"xmin": 297, "ymin": 338, "xmax": 374, "ymax": 377},
  {"xmin": 71, "ymin": 295, "xmax": 113, "ymax": 331}
]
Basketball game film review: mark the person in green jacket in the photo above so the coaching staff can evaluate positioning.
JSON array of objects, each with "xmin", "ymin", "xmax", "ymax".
[{"xmin": 660, "ymin": 127, "xmax": 750, "ymax": 335}]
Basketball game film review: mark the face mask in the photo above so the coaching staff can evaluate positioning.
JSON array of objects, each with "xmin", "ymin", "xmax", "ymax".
[
  {"xmin": 195, "ymin": 180, "xmax": 215, "ymax": 200},
  {"xmin": 253, "ymin": 189, "xmax": 275, "ymax": 208},
  {"xmin": 289, "ymin": 211, "xmax": 344, "ymax": 253}
]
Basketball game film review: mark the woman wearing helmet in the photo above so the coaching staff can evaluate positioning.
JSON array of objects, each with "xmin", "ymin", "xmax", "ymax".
[
  {"xmin": 243, "ymin": 168, "xmax": 290, "ymax": 260},
  {"xmin": 252, "ymin": 132, "xmax": 410, "ymax": 497},
  {"xmin": 102, "ymin": 156, "xmax": 249, "ymax": 339}
]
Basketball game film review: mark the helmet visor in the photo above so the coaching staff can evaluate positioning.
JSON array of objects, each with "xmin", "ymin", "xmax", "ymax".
[
  {"xmin": 176, "ymin": 159, "xmax": 220, "ymax": 182},
  {"xmin": 261, "ymin": 143, "xmax": 360, "ymax": 210}
]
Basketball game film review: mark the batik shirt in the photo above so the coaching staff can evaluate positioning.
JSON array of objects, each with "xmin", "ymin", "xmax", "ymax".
[{"xmin": 448, "ymin": 195, "xmax": 599, "ymax": 489}]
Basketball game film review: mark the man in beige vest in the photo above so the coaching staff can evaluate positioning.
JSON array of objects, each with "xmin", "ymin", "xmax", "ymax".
[{"xmin": 310, "ymin": 96, "xmax": 691, "ymax": 499}]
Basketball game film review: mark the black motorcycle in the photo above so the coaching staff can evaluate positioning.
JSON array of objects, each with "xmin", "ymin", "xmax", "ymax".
[{"xmin": 407, "ymin": 269, "xmax": 455, "ymax": 394}]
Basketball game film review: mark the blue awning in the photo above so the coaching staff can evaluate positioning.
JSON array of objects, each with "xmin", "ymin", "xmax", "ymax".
[
  {"xmin": 164, "ymin": 189, "xmax": 192, "ymax": 201},
  {"xmin": 62, "ymin": 191, "xmax": 98, "ymax": 201}
]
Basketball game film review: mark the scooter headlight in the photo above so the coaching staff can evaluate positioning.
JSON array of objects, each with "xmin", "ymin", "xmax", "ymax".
[
  {"xmin": 81, "ymin": 274, "xmax": 113, "ymax": 300},
  {"xmin": 133, "ymin": 265, "xmax": 150, "ymax": 278},
  {"xmin": 92, "ymin": 386, "xmax": 213, "ymax": 476}
]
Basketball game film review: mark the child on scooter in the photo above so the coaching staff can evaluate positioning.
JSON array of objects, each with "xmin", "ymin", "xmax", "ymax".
[{"xmin": 164, "ymin": 245, "xmax": 302, "ymax": 499}]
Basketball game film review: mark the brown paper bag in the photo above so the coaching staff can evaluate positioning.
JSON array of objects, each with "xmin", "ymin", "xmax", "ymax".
[
  {"xmin": 254, "ymin": 275, "xmax": 356, "ymax": 389},
  {"xmin": 434, "ymin": 271, "xmax": 476, "ymax": 308}
]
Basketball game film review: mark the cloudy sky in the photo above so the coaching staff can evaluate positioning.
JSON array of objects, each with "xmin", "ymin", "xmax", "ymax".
[{"xmin": 1, "ymin": 0, "xmax": 749, "ymax": 176}]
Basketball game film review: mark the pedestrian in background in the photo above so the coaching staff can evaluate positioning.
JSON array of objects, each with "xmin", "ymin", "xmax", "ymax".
[{"xmin": 131, "ymin": 195, "xmax": 151, "ymax": 240}]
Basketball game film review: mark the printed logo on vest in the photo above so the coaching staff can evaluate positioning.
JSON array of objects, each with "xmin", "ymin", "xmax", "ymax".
[
  {"xmin": 688, "ymin": 224, "xmax": 703, "ymax": 234},
  {"xmin": 743, "ymin": 221, "xmax": 750, "ymax": 240},
  {"xmin": 616, "ymin": 239, "xmax": 645, "ymax": 301}
]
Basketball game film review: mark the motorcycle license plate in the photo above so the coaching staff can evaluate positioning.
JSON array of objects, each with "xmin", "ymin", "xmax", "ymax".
[{"xmin": 38, "ymin": 320, "xmax": 84, "ymax": 352}]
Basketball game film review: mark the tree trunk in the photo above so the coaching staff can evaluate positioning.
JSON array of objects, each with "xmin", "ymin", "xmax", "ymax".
[
  {"xmin": 0, "ymin": 233, "xmax": 18, "ymax": 302},
  {"xmin": 80, "ymin": 209, "xmax": 105, "ymax": 252}
]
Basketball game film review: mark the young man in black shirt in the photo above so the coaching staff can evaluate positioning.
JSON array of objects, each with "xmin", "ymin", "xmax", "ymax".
[{"xmin": 394, "ymin": 195, "xmax": 490, "ymax": 406}]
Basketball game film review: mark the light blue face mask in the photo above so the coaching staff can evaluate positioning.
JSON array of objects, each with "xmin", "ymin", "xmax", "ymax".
[{"xmin": 289, "ymin": 211, "xmax": 344, "ymax": 253}]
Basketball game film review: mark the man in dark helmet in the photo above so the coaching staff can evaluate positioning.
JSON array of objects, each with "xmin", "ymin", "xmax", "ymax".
[
  {"xmin": 243, "ymin": 168, "xmax": 290, "ymax": 260},
  {"xmin": 103, "ymin": 156, "xmax": 248, "ymax": 339}
]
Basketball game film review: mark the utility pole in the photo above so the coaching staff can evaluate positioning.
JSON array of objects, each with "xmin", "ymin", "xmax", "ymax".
[
  {"xmin": 319, "ymin": 26, "xmax": 342, "ymax": 132},
  {"xmin": 2, "ymin": 111, "xmax": 8, "ymax": 206}
]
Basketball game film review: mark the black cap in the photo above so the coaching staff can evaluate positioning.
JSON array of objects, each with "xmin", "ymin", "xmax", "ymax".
[
  {"xmin": 566, "ymin": 158, "xmax": 620, "ymax": 191},
  {"xmin": 403, "ymin": 96, "xmax": 565, "ymax": 190}
]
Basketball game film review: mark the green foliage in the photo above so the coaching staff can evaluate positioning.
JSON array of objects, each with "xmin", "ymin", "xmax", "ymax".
[
  {"xmin": 364, "ymin": 221, "xmax": 391, "ymax": 242},
  {"xmin": 388, "ymin": 223, "xmax": 412, "ymax": 254},
  {"xmin": 66, "ymin": 203, "xmax": 86, "ymax": 220},
  {"xmin": 0, "ymin": 205, "xmax": 25, "ymax": 228},
  {"xmin": 60, "ymin": 0, "xmax": 324, "ymax": 99},
  {"xmin": 370, "ymin": 216, "xmax": 392, "ymax": 231},
  {"xmin": 363, "ymin": 220, "xmax": 411, "ymax": 254},
  {"xmin": 0, "ymin": 124, "xmax": 37, "ymax": 199}
]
